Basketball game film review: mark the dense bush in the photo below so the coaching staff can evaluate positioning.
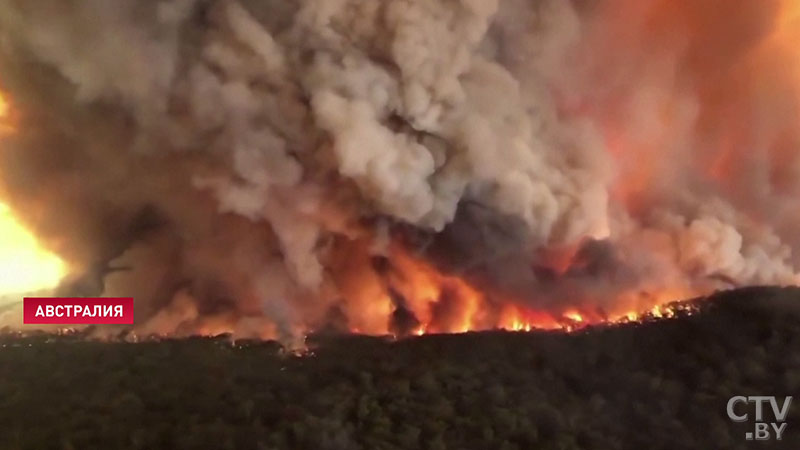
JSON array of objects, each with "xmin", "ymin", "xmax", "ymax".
[{"xmin": 1, "ymin": 287, "xmax": 799, "ymax": 449}]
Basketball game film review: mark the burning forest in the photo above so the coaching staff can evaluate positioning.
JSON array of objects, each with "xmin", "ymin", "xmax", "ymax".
[{"xmin": 0, "ymin": 0, "xmax": 799, "ymax": 342}]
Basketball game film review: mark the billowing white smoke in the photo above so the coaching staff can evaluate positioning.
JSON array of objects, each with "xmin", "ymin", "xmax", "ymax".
[{"xmin": 0, "ymin": 0, "xmax": 797, "ymax": 338}]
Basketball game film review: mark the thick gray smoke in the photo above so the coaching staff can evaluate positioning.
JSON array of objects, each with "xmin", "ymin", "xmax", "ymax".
[{"xmin": 0, "ymin": 0, "xmax": 798, "ymax": 338}]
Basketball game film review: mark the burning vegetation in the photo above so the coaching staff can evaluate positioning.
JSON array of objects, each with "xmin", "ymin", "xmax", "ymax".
[
  {"xmin": 0, "ymin": 0, "xmax": 798, "ymax": 341},
  {"xmin": 1, "ymin": 286, "xmax": 799, "ymax": 449}
]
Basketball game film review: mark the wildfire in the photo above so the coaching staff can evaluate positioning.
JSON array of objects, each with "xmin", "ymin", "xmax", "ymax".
[
  {"xmin": 0, "ymin": 203, "xmax": 66, "ymax": 296},
  {"xmin": 370, "ymin": 243, "xmax": 699, "ymax": 338},
  {"xmin": 0, "ymin": 92, "xmax": 66, "ymax": 297},
  {"xmin": 1, "ymin": 0, "xmax": 791, "ymax": 343},
  {"xmin": 402, "ymin": 296, "xmax": 698, "ymax": 337}
]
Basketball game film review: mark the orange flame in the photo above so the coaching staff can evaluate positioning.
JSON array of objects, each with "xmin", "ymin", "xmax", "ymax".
[
  {"xmin": 360, "ymin": 243, "xmax": 698, "ymax": 338},
  {"xmin": 0, "ymin": 91, "xmax": 67, "ymax": 297}
]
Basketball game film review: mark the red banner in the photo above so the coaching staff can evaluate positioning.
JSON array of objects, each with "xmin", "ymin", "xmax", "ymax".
[{"xmin": 23, "ymin": 297, "xmax": 134, "ymax": 324}]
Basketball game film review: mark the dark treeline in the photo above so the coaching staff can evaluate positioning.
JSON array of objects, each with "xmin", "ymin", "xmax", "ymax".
[{"xmin": 1, "ymin": 287, "xmax": 799, "ymax": 450}]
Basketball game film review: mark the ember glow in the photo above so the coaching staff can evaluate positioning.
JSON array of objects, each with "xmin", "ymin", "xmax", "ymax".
[
  {"xmin": 0, "ymin": 0, "xmax": 797, "ymax": 340},
  {"xmin": 0, "ymin": 203, "xmax": 65, "ymax": 296},
  {"xmin": 0, "ymin": 93, "xmax": 65, "ymax": 297},
  {"xmin": 363, "ymin": 244, "xmax": 699, "ymax": 336}
]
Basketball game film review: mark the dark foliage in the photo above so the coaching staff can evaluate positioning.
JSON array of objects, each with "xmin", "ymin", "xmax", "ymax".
[{"xmin": 1, "ymin": 287, "xmax": 799, "ymax": 449}]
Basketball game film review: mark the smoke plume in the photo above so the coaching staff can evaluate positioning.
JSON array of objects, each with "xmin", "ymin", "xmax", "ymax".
[{"xmin": 0, "ymin": 0, "xmax": 798, "ymax": 339}]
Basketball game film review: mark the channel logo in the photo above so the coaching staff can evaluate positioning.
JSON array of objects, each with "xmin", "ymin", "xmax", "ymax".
[{"xmin": 727, "ymin": 396, "xmax": 792, "ymax": 441}]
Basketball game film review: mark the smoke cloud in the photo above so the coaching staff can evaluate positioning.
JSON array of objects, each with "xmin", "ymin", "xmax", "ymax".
[{"xmin": 0, "ymin": 0, "xmax": 798, "ymax": 339}]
